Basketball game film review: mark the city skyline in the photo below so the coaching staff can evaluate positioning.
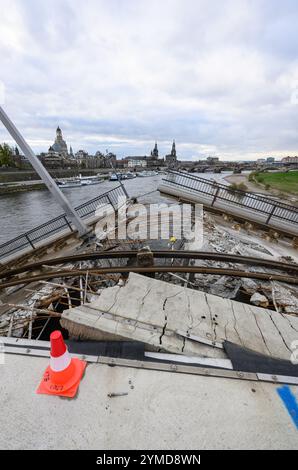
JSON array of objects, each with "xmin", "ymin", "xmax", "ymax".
[{"xmin": 0, "ymin": 0, "xmax": 298, "ymax": 161}]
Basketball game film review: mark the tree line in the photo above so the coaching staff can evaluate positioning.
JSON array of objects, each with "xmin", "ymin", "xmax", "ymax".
[{"xmin": 0, "ymin": 144, "xmax": 18, "ymax": 167}]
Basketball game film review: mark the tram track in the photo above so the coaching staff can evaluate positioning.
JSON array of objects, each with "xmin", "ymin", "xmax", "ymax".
[
  {"xmin": 0, "ymin": 250, "xmax": 297, "ymax": 280},
  {"xmin": 0, "ymin": 265, "xmax": 298, "ymax": 289}
]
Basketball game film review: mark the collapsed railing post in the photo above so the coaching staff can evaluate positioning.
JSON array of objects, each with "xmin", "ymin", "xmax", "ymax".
[
  {"xmin": 106, "ymin": 194, "xmax": 115, "ymax": 210},
  {"xmin": 25, "ymin": 234, "xmax": 35, "ymax": 249},
  {"xmin": 63, "ymin": 216, "xmax": 74, "ymax": 232},
  {"xmin": 266, "ymin": 205, "xmax": 276, "ymax": 225},
  {"xmin": 211, "ymin": 186, "xmax": 220, "ymax": 207}
]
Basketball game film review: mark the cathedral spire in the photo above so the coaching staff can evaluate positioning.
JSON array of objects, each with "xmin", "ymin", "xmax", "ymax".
[
  {"xmin": 171, "ymin": 139, "xmax": 176, "ymax": 157},
  {"xmin": 152, "ymin": 141, "xmax": 158, "ymax": 158}
]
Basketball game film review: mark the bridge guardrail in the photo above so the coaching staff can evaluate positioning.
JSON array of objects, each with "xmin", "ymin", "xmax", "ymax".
[
  {"xmin": 162, "ymin": 170, "xmax": 298, "ymax": 226},
  {"xmin": 0, "ymin": 185, "xmax": 126, "ymax": 260}
]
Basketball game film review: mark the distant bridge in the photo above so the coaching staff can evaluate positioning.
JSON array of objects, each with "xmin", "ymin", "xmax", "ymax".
[{"xmin": 177, "ymin": 162, "xmax": 283, "ymax": 174}]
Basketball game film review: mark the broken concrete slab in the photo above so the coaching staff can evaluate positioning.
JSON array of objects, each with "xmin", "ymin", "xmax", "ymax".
[
  {"xmin": 61, "ymin": 273, "xmax": 298, "ymax": 361},
  {"xmin": 62, "ymin": 303, "xmax": 226, "ymax": 358}
]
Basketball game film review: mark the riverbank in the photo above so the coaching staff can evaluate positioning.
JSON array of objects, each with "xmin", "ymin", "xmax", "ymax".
[
  {"xmin": 224, "ymin": 173, "xmax": 298, "ymax": 205},
  {"xmin": 0, "ymin": 172, "xmax": 111, "ymax": 195},
  {"xmin": 0, "ymin": 181, "xmax": 46, "ymax": 194},
  {"xmin": 0, "ymin": 168, "xmax": 111, "ymax": 184},
  {"xmin": 224, "ymin": 173, "xmax": 268, "ymax": 193},
  {"xmin": 253, "ymin": 171, "xmax": 298, "ymax": 194}
]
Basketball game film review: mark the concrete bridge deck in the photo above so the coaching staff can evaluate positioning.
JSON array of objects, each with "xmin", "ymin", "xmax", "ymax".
[
  {"xmin": 1, "ymin": 351, "xmax": 297, "ymax": 449},
  {"xmin": 158, "ymin": 171, "xmax": 298, "ymax": 237}
]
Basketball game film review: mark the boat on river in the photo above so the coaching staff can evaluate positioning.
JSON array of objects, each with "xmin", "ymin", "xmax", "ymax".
[
  {"xmin": 57, "ymin": 179, "xmax": 82, "ymax": 188},
  {"xmin": 137, "ymin": 170, "xmax": 159, "ymax": 177},
  {"xmin": 109, "ymin": 173, "xmax": 120, "ymax": 181},
  {"xmin": 57, "ymin": 175, "xmax": 104, "ymax": 188},
  {"xmin": 78, "ymin": 174, "xmax": 104, "ymax": 185},
  {"xmin": 109, "ymin": 172, "xmax": 136, "ymax": 181},
  {"xmin": 126, "ymin": 171, "xmax": 137, "ymax": 179}
]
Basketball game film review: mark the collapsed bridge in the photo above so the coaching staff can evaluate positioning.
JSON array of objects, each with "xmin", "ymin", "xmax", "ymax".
[{"xmin": 158, "ymin": 170, "xmax": 298, "ymax": 237}]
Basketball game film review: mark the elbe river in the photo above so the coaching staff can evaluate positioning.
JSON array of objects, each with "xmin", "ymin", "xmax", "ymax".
[{"xmin": 0, "ymin": 172, "xmax": 231, "ymax": 244}]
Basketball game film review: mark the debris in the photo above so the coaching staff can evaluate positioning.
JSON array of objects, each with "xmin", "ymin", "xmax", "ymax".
[
  {"xmin": 0, "ymin": 319, "xmax": 9, "ymax": 329},
  {"xmin": 137, "ymin": 246, "xmax": 154, "ymax": 268},
  {"xmin": 250, "ymin": 292, "xmax": 269, "ymax": 308},
  {"xmin": 244, "ymin": 222, "xmax": 255, "ymax": 231},
  {"xmin": 268, "ymin": 230, "xmax": 280, "ymax": 240},
  {"xmin": 117, "ymin": 278, "xmax": 125, "ymax": 287},
  {"xmin": 209, "ymin": 276, "xmax": 241, "ymax": 299},
  {"xmin": 267, "ymin": 282, "xmax": 298, "ymax": 315},
  {"xmin": 6, "ymin": 303, "xmax": 60, "ymax": 317},
  {"xmin": 241, "ymin": 278, "xmax": 259, "ymax": 295},
  {"xmin": 107, "ymin": 392, "xmax": 129, "ymax": 398}
]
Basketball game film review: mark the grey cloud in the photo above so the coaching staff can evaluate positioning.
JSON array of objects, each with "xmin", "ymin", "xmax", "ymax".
[{"xmin": 0, "ymin": 0, "xmax": 297, "ymax": 161}]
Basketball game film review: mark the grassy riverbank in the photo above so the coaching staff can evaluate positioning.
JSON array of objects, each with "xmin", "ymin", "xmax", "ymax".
[{"xmin": 250, "ymin": 171, "xmax": 298, "ymax": 194}]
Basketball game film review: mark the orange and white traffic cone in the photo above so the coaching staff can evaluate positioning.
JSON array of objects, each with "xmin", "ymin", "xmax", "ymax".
[{"xmin": 36, "ymin": 330, "xmax": 86, "ymax": 398}]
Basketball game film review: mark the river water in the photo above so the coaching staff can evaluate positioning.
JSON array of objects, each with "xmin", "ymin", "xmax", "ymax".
[{"xmin": 0, "ymin": 172, "xmax": 232, "ymax": 244}]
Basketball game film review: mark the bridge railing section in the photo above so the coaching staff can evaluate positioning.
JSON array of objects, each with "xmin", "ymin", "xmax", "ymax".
[
  {"xmin": 162, "ymin": 170, "xmax": 298, "ymax": 226},
  {"xmin": 0, "ymin": 185, "xmax": 126, "ymax": 260}
]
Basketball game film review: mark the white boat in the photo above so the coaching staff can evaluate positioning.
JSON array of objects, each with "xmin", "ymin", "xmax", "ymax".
[
  {"xmin": 57, "ymin": 175, "xmax": 104, "ymax": 188},
  {"xmin": 137, "ymin": 170, "xmax": 159, "ymax": 177},
  {"xmin": 125, "ymin": 172, "xmax": 137, "ymax": 179},
  {"xmin": 78, "ymin": 174, "xmax": 104, "ymax": 185},
  {"xmin": 81, "ymin": 179, "xmax": 103, "ymax": 186},
  {"xmin": 57, "ymin": 179, "xmax": 82, "ymax": 188},
  {"xmin": 110, "ymin": 172, "xmax": 137, "ymax": 181}
]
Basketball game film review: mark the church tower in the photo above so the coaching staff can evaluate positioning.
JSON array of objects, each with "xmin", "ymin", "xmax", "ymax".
[
  {"xmin": 171, "ymin": 140, "xmax": 176, "ymax": 159},
  {"xmin": 165, "ymin": 139, "xmax": 177, "ymax": 166},
  {"xmin": 52, "ymin": 126, "xmax": 69, "ymax": 157},
  {"xmin": 152, "ymin": 142, "xmax": 159, "ymax": 158}
]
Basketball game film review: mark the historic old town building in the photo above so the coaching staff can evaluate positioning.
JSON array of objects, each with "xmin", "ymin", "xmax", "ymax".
[
  {"xmin": 51, "ymin": 126, "xmax": 69, "ymax": 157},
  {"xmin": 123, "ymin": 142, "xmax": 165, "ymax": 168},
  {"xmin": 39, "ymin": 129, "xmax": 179, "ymax": 169},
  {"xmin": 165, "ymin": 140, "xmax": 177, "ymax": 166}
]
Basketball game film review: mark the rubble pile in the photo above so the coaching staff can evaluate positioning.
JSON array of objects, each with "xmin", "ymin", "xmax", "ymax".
[
  {"xmin": 186, "ymin": 212, "xmax": 298, "ymax": 313},
  {"xmin": 0, "ymin": 202, "xmax": 297, "ymax": 341},
  {"xmin": 0, "ymin": 284, "xmax": 53, "ymax": 337}
]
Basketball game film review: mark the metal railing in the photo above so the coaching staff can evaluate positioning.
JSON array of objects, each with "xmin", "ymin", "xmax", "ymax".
[
  {"xmin": 162, "ymin": 170, "xmax": 298, "ymax": 226},
  {"xmin": 0, "ymin": 185, "xmax": 126, "ymax": 260}
]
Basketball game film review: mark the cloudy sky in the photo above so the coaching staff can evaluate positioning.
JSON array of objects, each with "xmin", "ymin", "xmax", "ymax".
[{"xmin": 0, "ymin": 0, "xmax": 297, "ymax": 161}]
